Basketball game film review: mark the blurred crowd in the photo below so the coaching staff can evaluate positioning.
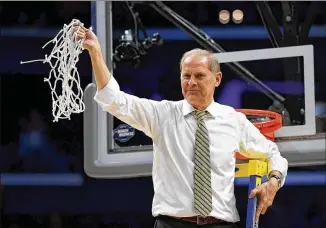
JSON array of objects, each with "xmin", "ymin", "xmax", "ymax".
[
  {"xmin": 0, "ymin": 108, "xmax": 82, "ymax": 173},
  {"xmin": 0, "ymin": 2, "xmax": 90, "ymax": 28},
  {"xmin": 0, "ymin": 69, "xmax": 86, "ymax": 174}
]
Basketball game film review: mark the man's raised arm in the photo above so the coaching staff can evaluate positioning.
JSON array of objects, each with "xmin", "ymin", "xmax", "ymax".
[
  {"xmin": 75, "ymin": 25, "xmax": 111, "ymax": 91},
  {"xmin": 75, "ymin": 25, "xmax": 170, "ymax": 140},
  {"xmin": 89, "ymin": 47, "xmax": 111, "ymax": 91}
]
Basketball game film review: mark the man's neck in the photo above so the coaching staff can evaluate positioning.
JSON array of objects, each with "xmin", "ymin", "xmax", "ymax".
[{"xmin": 193, "ymin": 100, "xmax": 213, "ymax": 111}]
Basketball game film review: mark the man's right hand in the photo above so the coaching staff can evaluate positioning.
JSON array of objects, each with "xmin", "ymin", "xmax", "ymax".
[
  {"xmin": 74, "ymin": 23, "xmax": 110, "ymax": 91},
  {"xmin": 74, "ymin": 24, "xmax": 100, "ymax": 53}
]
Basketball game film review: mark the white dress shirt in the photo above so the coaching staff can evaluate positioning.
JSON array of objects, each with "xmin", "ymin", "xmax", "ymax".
[{"xmin": 94, "ymin": 75, "xmax": 288, "ymax": 223}]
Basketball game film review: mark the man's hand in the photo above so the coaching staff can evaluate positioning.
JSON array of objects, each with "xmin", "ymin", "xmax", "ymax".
[
  {"xmin": 73, "ymin": 24, "xmax": 100, "ymax": 53},
  {"xmin": 249, "ymin": 177, "xmax": 279, "ymax": 222},
  {"xmin": 73, "ymin": 23, "xmax": 110, "ymax": 91}
]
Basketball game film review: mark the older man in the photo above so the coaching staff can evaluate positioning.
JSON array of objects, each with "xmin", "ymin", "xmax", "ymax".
[{"xmin": 76, "ymin": 26, "xmax": 288, "ymax": 228}]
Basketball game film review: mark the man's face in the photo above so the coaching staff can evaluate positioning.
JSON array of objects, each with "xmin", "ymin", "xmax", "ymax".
[{"xmin": 181, "ymin": 55, "xmax": 222, "ymax": 109}]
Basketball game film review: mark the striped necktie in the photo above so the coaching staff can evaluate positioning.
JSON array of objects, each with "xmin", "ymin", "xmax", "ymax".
[{"xmin": 192, "ymin": 110, "xmax": 213, "ymax": 217}]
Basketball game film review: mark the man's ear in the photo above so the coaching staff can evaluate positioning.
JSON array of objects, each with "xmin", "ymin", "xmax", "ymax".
[{"xmin": 215, "ymin": 72, "xmax": 222, "ymax": 87}]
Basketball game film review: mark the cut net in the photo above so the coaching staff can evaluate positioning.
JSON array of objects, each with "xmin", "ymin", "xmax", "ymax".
[{"xmin": 20, "ymin": 19, "xmax": 86, "ymax": 122}]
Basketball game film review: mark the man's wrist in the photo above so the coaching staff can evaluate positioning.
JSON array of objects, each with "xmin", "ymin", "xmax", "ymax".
[
  {"xmin": 268, "ymin": 174, "xmax": 282, "ymax": 189},
  {"xmin": 89, "ymin": 45, "xmax": 102, "ymax": 57}
]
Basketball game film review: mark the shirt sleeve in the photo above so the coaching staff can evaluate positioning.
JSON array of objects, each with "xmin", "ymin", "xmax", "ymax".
[
  {"xmin": 93, "ymin": 76, "xmax": 168, "ymax": 140},
  {"xmin": 237, "ymin": 112, "xmax": 288, "ymax": 187}
]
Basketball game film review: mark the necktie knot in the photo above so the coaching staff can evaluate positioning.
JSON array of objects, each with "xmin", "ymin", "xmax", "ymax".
[{"xmin": 192, "ymin": 110, "xmax": 209, "ymax": 121}]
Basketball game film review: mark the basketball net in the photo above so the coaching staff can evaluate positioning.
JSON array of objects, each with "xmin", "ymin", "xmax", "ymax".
[{"xmin": 21, "ymin": 19, "xmax": 86, "ymax": 122}]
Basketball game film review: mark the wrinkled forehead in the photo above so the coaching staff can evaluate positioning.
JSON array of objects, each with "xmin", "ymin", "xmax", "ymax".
[{"xmin": 181, "ymin": 55, "xmax": 209, "ymax": 71}]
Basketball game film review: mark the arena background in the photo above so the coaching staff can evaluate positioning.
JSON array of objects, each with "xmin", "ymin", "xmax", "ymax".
[{"xmin": 0, "ymin": 2, "xmax": 325, "ymax": 228}]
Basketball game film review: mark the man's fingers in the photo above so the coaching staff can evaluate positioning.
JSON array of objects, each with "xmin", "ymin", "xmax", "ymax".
[
  {"xmin": 261, "ymin": 200, "xmax": 272, "ymax": 215},
  {"xmin": 261, "ymin": 206, "xmax": 268, "ymax": 215},
  {"xmin": 249, "ymin": 188, "xmax": 259, "ymax": 198},
  {"xmin": 255, "ymin": 203, "xmax": 264, "ymax": 222},
  {"xmin": 74, "ymin": 28, "xmax": 83, "ymax": 33},
  {"xmin": 76, "ymin": 31, "xmax": 85, "ymax": 36},
  {"xmin": 73, "ymin": 23, "xmax": 89, "ymax": 32},
  {"xmin": 251, "ymin": 183, "xmax": 274, "ymax": 222},
  {"xmin": 75, "ymin": 31, "xmax": 86, "ymax": 41},
  {"xmin": 73, "ymin": 25, "xmax": 87, "ymax": 34},
  {"xmin": 81, "ymin": 25, "xmax": 89, "ymax": 32},
  {"xmin": 255, "ymin": 197, "xmax": 269, "ymax": 221}
]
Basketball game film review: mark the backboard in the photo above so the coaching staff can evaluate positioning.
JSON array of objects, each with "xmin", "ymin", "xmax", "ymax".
[{"xmin": 84, "ymin": 1, "xmax": 325, "ymax": 178}]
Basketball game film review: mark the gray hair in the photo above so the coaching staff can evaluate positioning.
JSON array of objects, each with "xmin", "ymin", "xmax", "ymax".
[{"xmin": 180, "ymin": 48, "xmax": 220, "ymax": 74}]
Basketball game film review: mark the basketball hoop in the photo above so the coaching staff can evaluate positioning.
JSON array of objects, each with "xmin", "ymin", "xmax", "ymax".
[
  {"xmin": 234, "ymin": 109, "xmax": 282, "ymax": 161},
  {"xmin": 236, "ymin": 109, "xmax": 282, "ymax": 142}
]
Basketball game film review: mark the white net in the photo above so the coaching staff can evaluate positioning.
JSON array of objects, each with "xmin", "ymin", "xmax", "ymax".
[{"xmin": 21, "ymin": 19, "xmax": 86, "ymax": 122}]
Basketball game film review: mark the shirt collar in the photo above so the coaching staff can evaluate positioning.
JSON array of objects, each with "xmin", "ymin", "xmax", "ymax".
[{"xmin": 182, "ymin": 99, "xmax": 219, "ymax": 118}]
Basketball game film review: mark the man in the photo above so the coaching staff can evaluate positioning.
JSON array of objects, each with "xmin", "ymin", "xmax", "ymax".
[{"xmin": 75, "ymin": 26, "xmax": 288, "ymax": 228}]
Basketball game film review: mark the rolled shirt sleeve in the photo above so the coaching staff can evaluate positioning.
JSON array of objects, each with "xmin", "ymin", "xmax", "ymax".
[
  {"xmin": 237, "ymin": 112, "xmax": 288, "ymax": 187},
  {"xmin": 93, "ymin": 75, "xmax": 169, "ymax": 140}
]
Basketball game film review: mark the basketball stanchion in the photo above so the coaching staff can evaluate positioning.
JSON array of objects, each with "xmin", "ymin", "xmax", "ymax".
[{"xmin": 235, "ymin": 109, "xmax": 283, "ymax": 228}]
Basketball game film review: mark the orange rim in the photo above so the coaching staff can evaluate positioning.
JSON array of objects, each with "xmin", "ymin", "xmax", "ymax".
[{"xmin": 236, "ymin": 109, "xmax": 282, "ymax": 140}]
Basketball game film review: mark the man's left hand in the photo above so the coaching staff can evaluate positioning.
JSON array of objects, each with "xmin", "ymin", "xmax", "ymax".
[{"xmin": 249, "ymin": 178, "xmax": 279, "ymax": 222}]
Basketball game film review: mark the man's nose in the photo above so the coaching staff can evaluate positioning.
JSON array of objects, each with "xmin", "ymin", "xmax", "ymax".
[{"xmin": 187, "ymin": 76, "xmax": 197, "ymax": 85}]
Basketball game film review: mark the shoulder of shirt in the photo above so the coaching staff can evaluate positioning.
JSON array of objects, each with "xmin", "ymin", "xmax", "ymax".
[
  {"xmin": 149, "ymin": 99, "xmax": 181, "ymax": 106},
  {"xmin": 152, "ymin": 99, "xmax": 186, "ymax": 116},
  {"xmin": 160, "ymin": 99, "xmax": 184, "ymax": 110},
  {"xmin": 218, "ymin": 102, "xmax": 249, "ymax": 123},
  {"xmin": 212, "ymin": 103, "xmax": 249, "ymax": 129},
  {"xmin": 145, "ymin": 99, "xmax": 183, "ymax": 114},
  {"xmin": 213, "ymin": 102, "xmax": 242, "ymax": 116}
]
